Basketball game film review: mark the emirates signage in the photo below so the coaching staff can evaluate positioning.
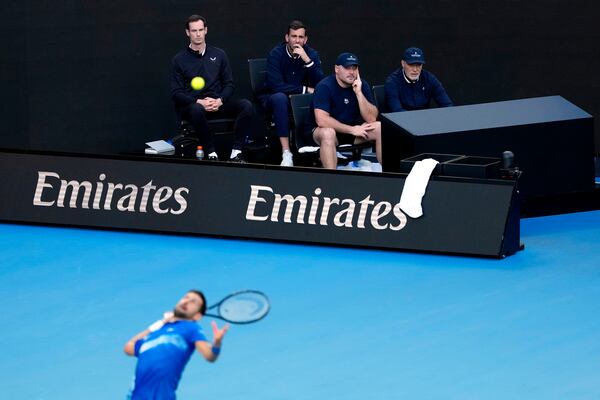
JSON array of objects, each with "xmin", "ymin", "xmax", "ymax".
[{"xmin": 0, "ymin": 150, "xmax": 520, "ymax": 257}]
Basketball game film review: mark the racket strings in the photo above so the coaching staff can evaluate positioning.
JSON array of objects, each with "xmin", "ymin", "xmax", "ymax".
[{"xmin": 218, "ymin": 294, "xmax": 269, "ymax": 323}]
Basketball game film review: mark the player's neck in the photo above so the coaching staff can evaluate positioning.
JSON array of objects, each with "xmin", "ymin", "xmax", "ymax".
[{"xmin": 190, "ymin": 43, "xmax": 206, "ymax": 54}]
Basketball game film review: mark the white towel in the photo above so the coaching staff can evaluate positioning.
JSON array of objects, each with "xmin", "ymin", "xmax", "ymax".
[
  {"xmin": 298, "ymin": 146, "xmax": 320, "ymax": 154},
  {"xmin": 399, "ymin": 158, "xmax": 439, "ymax": 218}
]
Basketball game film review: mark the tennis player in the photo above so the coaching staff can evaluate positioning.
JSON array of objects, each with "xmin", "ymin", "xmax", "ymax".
[{"xmin": 124, "ymin": 290, "xmax": 229, "ymax": 399}]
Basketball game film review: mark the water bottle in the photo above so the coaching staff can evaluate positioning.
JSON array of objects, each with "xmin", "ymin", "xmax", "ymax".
[
  {"xmin": 196, "ymin": 145, "xmax": 204, "ymax": 160},
  {"xmin": 502, "ymin": 150, "xmax": 514, "ymax": 169}
]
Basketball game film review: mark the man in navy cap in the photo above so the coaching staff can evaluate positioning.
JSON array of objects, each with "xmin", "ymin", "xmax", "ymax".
[
  {"xmin": 384, "ymin": 47, "xmax": 453, "ymax": 112},
  {"xmin": 306, "ymin": 52, "xmax": 382, "ymax": 169}
]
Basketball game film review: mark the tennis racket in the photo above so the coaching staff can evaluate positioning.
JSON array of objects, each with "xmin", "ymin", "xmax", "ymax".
[{"xmin": 204, "ymin": 290, "xmax": 270, "ymax": 324}]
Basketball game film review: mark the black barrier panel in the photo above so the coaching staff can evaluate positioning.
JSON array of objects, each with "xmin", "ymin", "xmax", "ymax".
[
  {"xmin": 0, "ymin": 150, "xmax": 520, "ymax": 257},
  {"xmin": 381, "ymin": 96, "xmax": 595, "ymax": 199}
]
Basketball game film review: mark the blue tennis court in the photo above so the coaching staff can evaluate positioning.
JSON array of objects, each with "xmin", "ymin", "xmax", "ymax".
[{"xmin": 1, "ymin": 210, "xmax": 599, "ymax": 399}]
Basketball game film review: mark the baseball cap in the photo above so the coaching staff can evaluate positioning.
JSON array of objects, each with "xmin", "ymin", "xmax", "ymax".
[
  {"xmin": 335, "ymin": 52, "xmax": 360, "ymax": 67},
  {"xmin": 402, "ymin": 47, "xmax": 426, "ymax": 64}
]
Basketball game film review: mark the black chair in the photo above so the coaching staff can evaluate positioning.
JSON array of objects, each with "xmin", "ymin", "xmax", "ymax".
[
  {"xmin": 289, "ymin": 93, "xmax": 318, "ymax": 166},
  {"xmin": 289, "ymin": 93, "xmax": 373, "ymax": 167},
  {"xmin": 248, "ymin": 58, "xmax": 268, "ymax": 100},
  {"xmin": 372, "ymin": 84, "xmax": 387, "ymax": 113},
  {"xmin": 244, "ymin": 58, "xmax": 282, "ymax": 163},
  {"xmin": 172, "ymin": 113, "xmax": 235, "ymax": 160},
  {"xmin": 247, "ymin": 57, "xmax": 290, "ymax": 142},
  {"xmin": 247, "ymin": 57, "xmax": 276, "ymax": 131}
]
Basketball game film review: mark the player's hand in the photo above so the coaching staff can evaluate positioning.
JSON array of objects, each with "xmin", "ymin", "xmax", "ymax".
[
  {"xmin": 197, "ymin": 98, "xmax": 213, "ymax": 111},
  {"xmin": 205, "ymin": 97, "xmax": 222, "ymax": 112},
  {"xmin": 349, "ymin": 125, "xmax": 369, "ymax": 139},
  {"xmin": 307, "ymin": 87, "xmax": 315, "ymax": 94},
  {"xmin": 361, "ymin": 122, "xmax": 375, "ymax": 132},
  {"xmin": 213, "ymin": 97, "xmax": 223, "ymax": 111},
  {"xmin": 197, "ymin": 98, "xmax": 218, "ymax": 112},
  {"xmin": 352, "ymin": 69, "xmax": 362, "ymax": 94},
  {"xmin": 211, "ymin": 321, "xmax": 230, "ymax": 345},
  {"xmin": 204, "ymin": 98, "xmax": 217, "ymax": 112},
  {"xmin": 292, "ymin": 45, "xmax": 310, "ymax": 63}
]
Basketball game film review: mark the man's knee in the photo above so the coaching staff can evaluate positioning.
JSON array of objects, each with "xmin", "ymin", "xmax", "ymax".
[
  {"xmin": 269, "ymin": 93, "xmax": 288, "ymax": 109},
  {"xmin": 367, "ymin": 121, "xmax": 381, "ymax": 141},
  {"xmin": 374, "ymin": 121, "xmax": 382, "ymax": 138},
  {"xmin": 315, "ymin": 127, "xmax": 337, "ymax": 146},
  {"xmin": 187, "ymin": 103, "xmax": 207, "ymax": 120},
  {"xmin": 239, "ymin": 98, "xmax": 253, "ymax": 113}
]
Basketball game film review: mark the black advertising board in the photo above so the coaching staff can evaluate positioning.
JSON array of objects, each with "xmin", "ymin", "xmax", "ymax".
[{"xmin": 0, "ymin": 150, "xmax": 520, "ymax": 257}]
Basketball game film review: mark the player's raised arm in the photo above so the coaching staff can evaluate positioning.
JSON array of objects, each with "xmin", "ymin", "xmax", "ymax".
[
  {"xmin": 354, "ymin": 69, "xmax": 378, "ymax": 123},
  {"xmin": 195, "ymin": 321, "xmax": 230, "ymax": 362}
]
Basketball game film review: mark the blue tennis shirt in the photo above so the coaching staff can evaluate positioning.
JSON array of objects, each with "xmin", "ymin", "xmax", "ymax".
[{"xmin": 129, "ymin": 320, "xmax": 208, "ymax": 400}]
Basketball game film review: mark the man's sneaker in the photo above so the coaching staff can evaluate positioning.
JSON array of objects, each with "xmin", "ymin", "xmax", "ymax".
[
  {"xmin": 353, "ymin": 159, "xmax": 372, "ymax": 168},
  {"xmin": 280, "ymin": 151, "xmax": 294, "ymax": 167},
  {"xmin": 229, "ymin": 153, "xmax": 247, "ymax": 163}
]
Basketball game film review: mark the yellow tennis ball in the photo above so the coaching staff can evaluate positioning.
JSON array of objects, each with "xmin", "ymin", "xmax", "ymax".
[{"xmin": 190, "ymin": 76, "xmax": 205, "ymax": 90}]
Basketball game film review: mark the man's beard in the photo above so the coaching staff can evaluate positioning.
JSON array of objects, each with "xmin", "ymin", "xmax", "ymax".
[{"xmin": 173, "ymin": 308, "xmax": 189, "ymax": 319}]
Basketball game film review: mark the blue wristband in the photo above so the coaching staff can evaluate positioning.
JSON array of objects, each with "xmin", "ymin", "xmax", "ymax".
[{"xmin": 212, "ymin": 346, "xmax": 221, "ymax": 356}]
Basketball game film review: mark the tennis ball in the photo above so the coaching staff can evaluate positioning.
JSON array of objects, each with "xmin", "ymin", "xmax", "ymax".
[{"xmin": 191, "ymin": 76, "xmax": 205, "ymax": 90}]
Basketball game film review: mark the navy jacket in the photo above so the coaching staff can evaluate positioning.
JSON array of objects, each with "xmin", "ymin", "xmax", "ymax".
[
  {"xmin": 384, "ymin": 68, "xmax": 453, "ymax": 112},
  {"xmin": 170, "ymin": 46, "xmax": 235, "ymax": 111},
  {"xmin": 263, "ymin": 43, "xmax": 325, "ymax": 97}
]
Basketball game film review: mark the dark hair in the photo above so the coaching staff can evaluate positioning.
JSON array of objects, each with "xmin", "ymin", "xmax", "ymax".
[
  {"xmin": 188, "ymin": 289, "xmax": 207, "ymax": 315},
  {"xmin": 288, "ymin": 20, "xmax": 307, "ymax": 35},
  {"xmin": 186, "ymin": 15, "xmax": 207, "ymax": 30}
]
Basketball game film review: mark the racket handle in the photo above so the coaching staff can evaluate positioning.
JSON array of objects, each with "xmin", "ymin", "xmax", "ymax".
[
  {"xmin": 148, "ymin": 311, "xmax": 174, "ymax": 332},
  {"xmin": 148, "ymin": 319, "xmax": 164, "ymax": 332}
]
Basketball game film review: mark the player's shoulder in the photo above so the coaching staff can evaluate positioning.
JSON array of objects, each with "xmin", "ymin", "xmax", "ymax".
[
  {"xmin": 268, "ymin": 43, "xmax": 286, "ymax": 57},
  {"xmin": 386, "ymin": 68, "xmax": 403, "ymax": 83},
  {"xmin": 171, "ymin": 47, "xmax": 190, "ymax": 62},
  {"xmin": 174, "ymin": 320, "xmax": 204, "ymax": 335},
  {"xmin": 206, "ymin": 45, "xmax": 229, "ymax": 59},
  {"xmin": 305, "ymin": 45, "xmax": 320, "ymax": 57},
  {"xmin": 420, "ymin": 69, "xmax": 439, "ymax": 83},
  {"xmin": 316, "ymin": 74, "xmax": 336, "ymax": 90},
  {"xmin": 179, "ymin": 321, "xmax": 207, "ymax": 342}
]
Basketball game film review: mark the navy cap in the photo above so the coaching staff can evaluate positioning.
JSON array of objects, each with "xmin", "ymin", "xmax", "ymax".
[
  {"xmin": 402, "ymin": 47, "xmax": 426, "ymax": 64},
  {"xmin": 335, "ymin": 52, "xmax": 360, "ymax": 67}
]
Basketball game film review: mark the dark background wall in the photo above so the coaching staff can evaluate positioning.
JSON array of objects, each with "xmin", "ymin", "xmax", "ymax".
[{"xmin": 1, "ymin": 0, "xmax": 599, "ymax": 154}]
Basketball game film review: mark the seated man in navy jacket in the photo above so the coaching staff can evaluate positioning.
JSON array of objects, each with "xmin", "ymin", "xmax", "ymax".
[
  {"xmin": 384, "ymin": 47, "xmax": 453, "ymax": 112},
  {"xmin": 171, "ymin": 14, "xmax": 254, "ymax": 162},
  {"xmin": 262, "ymin": 20, "xmax": 325, "ymax": 167}
]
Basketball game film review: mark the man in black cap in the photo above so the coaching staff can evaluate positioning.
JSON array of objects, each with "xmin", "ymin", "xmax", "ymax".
[
  {"xmin": 306, "ymin": 52, "xmax": 382, "ymax": 169},
  {"xmin": 384, "ymin": 47, "xmax": 453, "ymax": 112}
]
